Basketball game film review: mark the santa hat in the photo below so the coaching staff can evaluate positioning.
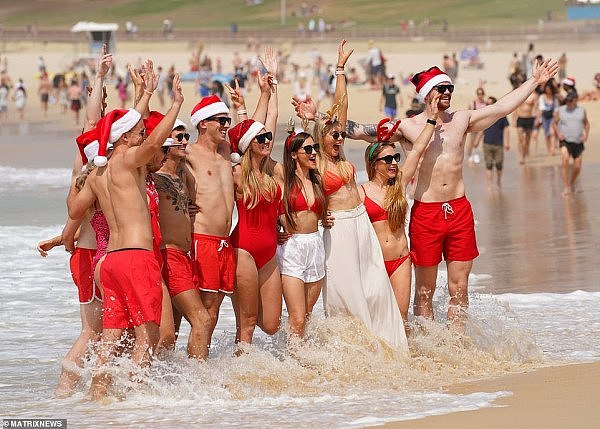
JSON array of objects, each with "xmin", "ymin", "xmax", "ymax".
[
  {"xmin": 76, "ymin": 108, "xmax": 141, "ymax": 167},
  {"xmin": 227, "ymin": 119, "xmax": 265, "ymax": 163},
  {"xmin": 562, "ymin": 77, "xmax": 576, "ymax": 87},
  {"xmin": 411, "ymin": 66, "xmax": 452, "ymax": 99},
  {"xmin": 143, "ymin": 111, "xmax": 165, "ymax": 137},
  {"xmin": 190, "ymin": 95, "xmax": 229, "ymax": 127},
  {"xmin": 173, "ymin": 118, "xmax": 187, "ymax": 130}
]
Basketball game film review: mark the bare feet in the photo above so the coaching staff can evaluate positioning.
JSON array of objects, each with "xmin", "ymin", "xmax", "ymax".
[{"xmin": 562, "ymin": 187, "xmax": 571, "ymax": 197}]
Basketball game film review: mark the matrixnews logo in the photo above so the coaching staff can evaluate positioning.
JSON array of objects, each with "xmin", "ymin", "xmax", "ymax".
[{"xmin": 2, "ymin": 420, "xmax": 67, "ymax": 428}]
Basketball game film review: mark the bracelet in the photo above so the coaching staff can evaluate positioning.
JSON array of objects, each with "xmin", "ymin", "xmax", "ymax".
[
  {"xmin": 237, "ymin": 109, "xmax": 247, "ymax": 115},
  {"xmin": 335, "ymin": 70, "xmax": 346, "ymax": 76},
  {"xmin": 271, "ymin": 79, "xmax": 278, "ymax": 85},
  {"xmin": 336, "ymin": 65, "xmax": 344, "ymax": 69},
  {"xmin": 426, "ymin": 118, "xmax": 437, "ymax": 126},
  {"xmin": 144, "ymin": 89, "xmax": 154, "ymax": 95}
]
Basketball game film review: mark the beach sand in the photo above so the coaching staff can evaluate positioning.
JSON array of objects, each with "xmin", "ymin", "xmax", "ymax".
[{"xmin": 1, "ymin": 39, "xmax": 599, "ymax": 426}]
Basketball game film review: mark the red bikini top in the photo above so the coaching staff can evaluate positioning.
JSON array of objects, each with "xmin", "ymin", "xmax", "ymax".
[
  {"xmin": 281, "ymin": 184, "xmax": 323, "ymax": 215},
  {"xmin": 323, "ymin": 164, "xmax": 355, "ymax": 196},
  {"xmin": 361, "ymin": 185, "xmax": 388, "ymax": 223}
]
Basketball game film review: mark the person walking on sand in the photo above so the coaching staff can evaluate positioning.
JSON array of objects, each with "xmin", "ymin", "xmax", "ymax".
[
  {"xmin": 303, "ymin": 59, "xmax": 558, "ymax": 329},
  {"xmin": 482, "ymin": 96, "xmax": 510, "ymax": 190},
  {"xmin": 553, "ymin": 92, "xmax": 589, "ymax": 196},
  {"xmin": 38, "ymin": 72, "xmax": 51, "ymax": 117}
]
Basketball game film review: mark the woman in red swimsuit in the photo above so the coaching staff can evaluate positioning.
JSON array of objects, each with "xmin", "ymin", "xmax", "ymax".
[
  {"xmin": 278, "ymin": 129, "xmax": 327, "ymax": 338},
  {"xmin": 359, "ymin": 95, "xmax": 439, "ymax": 333},
  {"xmin": 230, "ymin": 57, "xmax": 284, "ymax": 346}
]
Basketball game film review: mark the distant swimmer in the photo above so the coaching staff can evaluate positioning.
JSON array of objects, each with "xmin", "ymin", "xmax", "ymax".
[
  {"xmin": 340, "ymin": 58, "xmax": 557, "ymax": 330},
  {"xmin": 553, "ymin": 92, "xmax": 589, "ymax": 196},
  {"xmin": 515, "ymin": 90, "xmax": 538, "ymax": 164}
]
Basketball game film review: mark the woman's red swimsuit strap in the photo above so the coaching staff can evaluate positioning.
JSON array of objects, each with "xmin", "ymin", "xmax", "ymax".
[
  {"xmin": 231, "ymin": 185, "xmax": 282, "ymax": 269},
  {"xmin": 282, "ymin": 184, "xmax": 323, "ymax": 215},
  {"xmin": 361, "ymin": 185, "xmax": 388, "ymax": 223}
]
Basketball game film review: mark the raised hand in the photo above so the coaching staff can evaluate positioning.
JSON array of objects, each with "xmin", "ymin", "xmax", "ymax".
[
  {"xmin": 128, "ymin": 63, "xmax": 144, "ymax": 92},
  {"xmin": 224, "ymin": 79, "xmax": 246, "ymax": 110},
  {"xmin": 291, "ymin": 95, "xmax": 317, "ymax": 120},
  {"xmin": 257, "ymin": 71, "xmax": 272, "ymax": 94},
  {"xmin": 97, "ymin": 44, "xmax": 113, "ymax": 79},
  {"xmin": 172, "ymin": 73, "xmax": 184, "ymax": 104},
  {"xmin": 260, "ymin": 46, "xmax": 278, "ymax": 76},
  {"xmin": 532, "ymin": 58, "xmax": 558, "ymax": 87},
  {"xmin": 142, "ymin": 59, "xmax": 158, "ymax": 93},
  {"xmin": 425, "ymin": 92, "xmax": 441, "ymax": 120},
  {"xmin": 336, "ymin": 39, "xmax": 354, "ymax": 68}
]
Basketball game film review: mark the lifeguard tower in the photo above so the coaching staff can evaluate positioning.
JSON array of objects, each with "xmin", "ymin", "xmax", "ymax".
[{"xmin": 71, "ymin": 21, "xmax": 118, "ymax": 53}]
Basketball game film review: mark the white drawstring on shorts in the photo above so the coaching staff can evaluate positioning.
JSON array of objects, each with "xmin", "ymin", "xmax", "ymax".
[
  {"xmin": 441, "ymin": 202, "xmax": 454, "ymax": 219},
  {"xmin": 218, "ymin": 239, "xmax": 229, "ymax": 252}
]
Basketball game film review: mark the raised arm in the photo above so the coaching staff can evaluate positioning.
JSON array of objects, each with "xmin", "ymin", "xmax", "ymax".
[
  {"xmin": 67, "ymin": 179, "xmax": 96, "ymax": 220},
  {"xmin": 261, "ymin": 46, "xmax": 279, "ymax": 135},
  {"xmin": 399, "ymin": 93, "xmax": 440, "ymax": 186},
  {"xmin": 130, "ymin": 61, "xmax": 154, "ymax": 118},
  {"xmin": 85, "ymin": 44, "xmax": 112, "ymax": 131},
  {"xmin": 251, "ymin": 71, "xmax": 271, "ymax": 125},
  {"xmin": 224, "ymin": 79, "xmax": 248, "ymax": 122},
  {"xmin": 124, "ymin": 72, "xmax": 183, "ymax": 169},
  {"xmin": 468, "ymin": 58, "xmax": 558, "ymax": 132},
  {"xmin": 333, "ymin": 39, "xmax": 353, "ymax": 126}
]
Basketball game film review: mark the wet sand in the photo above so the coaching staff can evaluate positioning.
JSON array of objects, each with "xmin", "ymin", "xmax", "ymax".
[{"xmin": 1, "ymin": 40, "xmax": 599, "ymax": 427}]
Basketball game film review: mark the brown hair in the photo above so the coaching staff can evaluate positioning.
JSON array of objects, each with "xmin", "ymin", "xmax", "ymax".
[{"xmin": 364, "ymin": 142, "xmax": 407, "ymax": 232}]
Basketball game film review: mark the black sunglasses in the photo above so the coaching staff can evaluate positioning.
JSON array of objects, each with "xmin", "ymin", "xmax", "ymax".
[
  {"xmin": 174, "ymin": 133, "xmax": 190, "ymax": 142},
  {"xmin": 330, "ymin": 131, "xmax": 347, "ymax": 140},
  {"xmin": 300, "ymin": 143, "xmax": 320, "ymax": 154},
  {"xmin": 375, "ymin": 153, "xmax": 401, "ymax": 164},
  {"xmin": 205, "ymin": 116, "xmax": 232, "ymax": 126},
  {"xmin": 161, "ymin": 143, "xmax": 187, "ymax": 153},
  {"xmin": 434, "ymin": 84, "xmax": 455, "ymax": 94},
  {"xmin": 255, "ymin": 131, "xmax": 273, "ymax": 144}
]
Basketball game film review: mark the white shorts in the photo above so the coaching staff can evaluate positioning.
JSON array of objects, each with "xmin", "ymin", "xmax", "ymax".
[{"xmin": 276, "ymin": 231, "xmax": 325, "ymax": 283}]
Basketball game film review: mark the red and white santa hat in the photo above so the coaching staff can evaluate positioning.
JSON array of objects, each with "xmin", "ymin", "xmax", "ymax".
[
  {"xmin": 190, "ymin": 95, "xmax": 229, "ymax": 128},
  {"xmin": 562, "ymin": 77, "xmax": 576, "ymax": 87},
  {"xmin": 76, "ymin": 108, "xmax": 141, "ymax": 167},
  {"xmin": 227, "ymin": 119, "xmax": 265, "ymax": 163},
  {"xmin": 411, "ymin": 66, "xmax": 452, "ymax": 99}
]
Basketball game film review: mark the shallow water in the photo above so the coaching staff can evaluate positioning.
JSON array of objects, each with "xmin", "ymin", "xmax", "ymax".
[{"xmin": 1, "ymin": 135, "xmax": 600, "ymax": 426}]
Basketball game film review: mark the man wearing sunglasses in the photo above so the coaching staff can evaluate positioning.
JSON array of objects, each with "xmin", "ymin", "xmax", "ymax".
[
  {"xmin": 151, "ymin": 119, "xmax": 213, "ymax": 358},
  {"xmin": 337, "ymin": 60, "xmax": 559, "ymax": 330},
  {"xmin": 186, "ymin": 95, "xmax": 236, "ymax": 349}
]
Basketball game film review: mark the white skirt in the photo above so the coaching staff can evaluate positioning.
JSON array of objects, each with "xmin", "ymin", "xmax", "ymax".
[
  {"xmin": 277, "ymin": 231, "xmax": 325, "ymax": 283},
  {"xmin": 323, "ymin": 204, "xmax": 408, "ymax": 352}
]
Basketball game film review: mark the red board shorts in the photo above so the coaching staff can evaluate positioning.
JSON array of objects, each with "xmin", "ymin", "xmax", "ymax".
[
  {"xmin": 161, "ymin": 248, "xmax": 196, "ymax": 298},
  {"xmin": 100, "ymin": 248, "xmax": 162, "ymax": 329},
  {"xmin": 69, "ymin": 247, "xmax": 102, "ymax": 303},
  {"xmin": 409, "ymin": 196, "xmax": 479, "ymax": 266},
  {"xmin": 190, "ymin": 234, "xmax": 235, "ymax": 294}
]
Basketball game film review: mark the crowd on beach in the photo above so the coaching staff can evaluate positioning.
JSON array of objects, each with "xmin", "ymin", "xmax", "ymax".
[{"xmin": 31, "ymin": 39, "xmax": 562, "ymax": 401}]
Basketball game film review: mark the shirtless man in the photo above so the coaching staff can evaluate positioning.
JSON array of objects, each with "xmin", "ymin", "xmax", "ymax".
[
  {"xmin": 297, "ymin": 59, "xmax": 557, "ymax": 329},
  {"xmin": 67, "ymin": 62, "xmax": 184, "ymax": 399},
  {"xmin": 515, "ymin": 91, "xmax": 538, "ymax": 164},
  {"xmin": 186, "ymin": 95, "xmax": 236, "ymax": 348},
  {"xmin": 152, "ymin": 121, "xmax": 213, "ymax": 358}
]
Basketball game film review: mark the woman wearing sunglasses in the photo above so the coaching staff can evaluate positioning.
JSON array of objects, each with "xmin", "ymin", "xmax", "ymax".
[
  {"xmin": 310, "ymin": 40, "xmax": 408, "ymax": 350},
  {"xmin": 230, "ymin": 47, "xmax": 284, "ymax": 347},
  {"xmin": 360, "ymin": 94, "xmax": 440, "ymax": 333},
  {"xmin": 277, "ymin": 128, "xmax": 327, "ymax": 338}
]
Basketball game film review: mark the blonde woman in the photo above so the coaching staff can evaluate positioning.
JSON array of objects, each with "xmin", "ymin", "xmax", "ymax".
[
  {"xmin": 360, "ymin": 94, "xmax": 439, "ymax": 333},
  {"xmin": 296, "ymin": 40, "xmax": 408, "ymax": 350}
]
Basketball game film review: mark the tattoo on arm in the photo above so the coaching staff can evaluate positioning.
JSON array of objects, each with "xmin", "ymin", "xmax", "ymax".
[
  {"xmin": 364, "ymin": 124, "xmax": 377, "ymax": 137},
  {"xmin": 346, "ymin": 120, "xmax": 358, "ymax": 138}
]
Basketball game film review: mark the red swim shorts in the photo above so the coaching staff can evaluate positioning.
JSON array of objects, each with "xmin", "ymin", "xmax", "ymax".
[
  {"xmin": 190, "ymin": 234, "xmax": 235, "ymax": 294},
  {"xmin": 69, "ymin": 247, "xmax": 102, "ymax": 303},
  {"xmin": 409, "ymin": 196, "xmax": 479, "ymax": 266},
  {"xmin": 100, "ymin": 249, "xmax": 162, "ymax": 329},
  {"xmin": 161, "ymin": 248, "xmax": 196, "ymax": 298}
]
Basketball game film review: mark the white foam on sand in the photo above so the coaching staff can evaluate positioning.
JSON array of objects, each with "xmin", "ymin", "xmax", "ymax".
[{"xmin": 0, "ymin": 166, "xmax": 71, "ymax": 192}]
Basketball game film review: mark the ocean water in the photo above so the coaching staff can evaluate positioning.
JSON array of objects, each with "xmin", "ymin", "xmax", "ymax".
[{"xmin": 1, "ymin": 165, "xmax": 600, "ymax": 428}]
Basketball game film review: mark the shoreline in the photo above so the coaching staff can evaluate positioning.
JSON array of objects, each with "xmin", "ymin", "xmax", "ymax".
[{"xmin": 376, "ymin": 361, "xmax": 600, "ymax": 428}]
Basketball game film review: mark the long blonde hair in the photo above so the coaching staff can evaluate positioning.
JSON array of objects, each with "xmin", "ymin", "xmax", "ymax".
[
  {"xmin": 240, "ymin": 148, "xmax": 278, "ymax": 209},
  {"xmin": 315, "ymin": 119, "xmax": 353, "ymax": 183},
  {"xmin": 364, "ymin": 142, "xmax": 407, "ymax": 232},
  {"xmin": 75, "ymin": 162, "xmax": 97, "ymax": 191}
]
